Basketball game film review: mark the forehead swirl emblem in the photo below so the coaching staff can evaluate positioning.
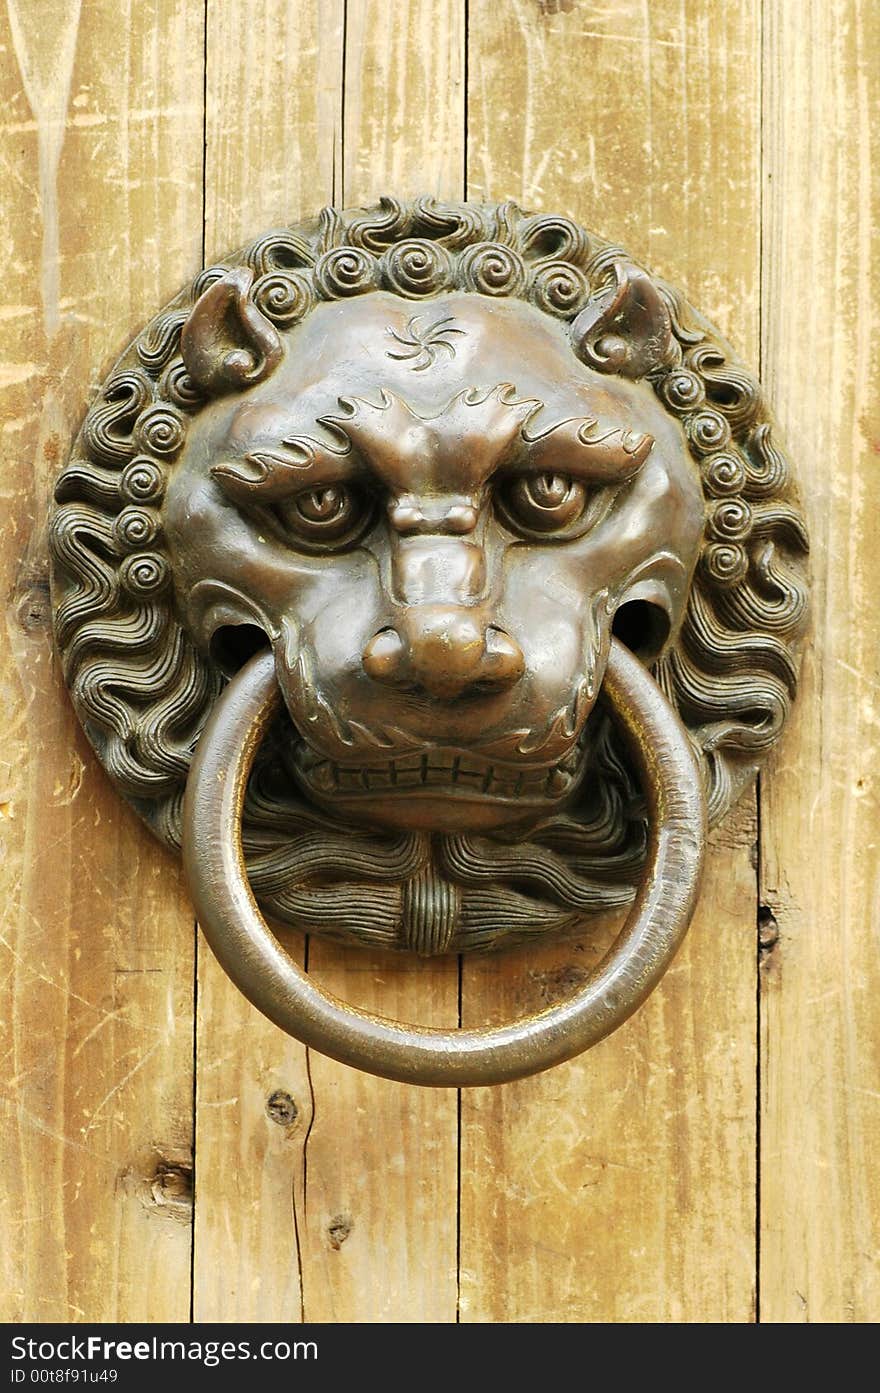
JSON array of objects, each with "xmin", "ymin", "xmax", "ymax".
[{"xmin": 385, "ymin": 313, "xmax": 465, "ymax": 370}]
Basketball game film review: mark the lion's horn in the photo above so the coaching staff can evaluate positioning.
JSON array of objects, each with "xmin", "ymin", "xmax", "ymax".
[
  {"xmin": 570, "ymin": 262, "xmax": 674, "ymax": 380},
  {"xmin": 181, "ymin": 268, "xmax": 282, "ymax": 396}
]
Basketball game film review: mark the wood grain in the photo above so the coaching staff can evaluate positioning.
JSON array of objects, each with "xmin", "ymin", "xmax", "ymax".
[
  {"xmin": 0, "ymin": 0, "xmax": 204, "ymax": 1322},
  {"xmin": 460, "ymin": 0, "xmax": 761, "ymax": 1322},
  {"xmin": 192, "ymin": 0, "xmax": 343, "ymax": 1323},
  {"xmin": 202, "ymin": 0, "xmax": 344, "ymax": 263},
  {"xmin": 759, "ymin": 0, "xmax": 880, "ymax": 1324},
  {"xmin": 342, "ymin": 0, "xmax": 465, "ymax": 203},
  {"xmin": 297, "ymin": 0, "xmax": 464, "ymax": 1324}
]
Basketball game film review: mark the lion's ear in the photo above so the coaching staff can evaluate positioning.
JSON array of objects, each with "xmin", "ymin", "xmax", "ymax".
[
  {"xmin": 181, "ymin": 268, "xmax": 282, "ymax": 396},
  {"xmin": 571, "ymin": 262, "xmax": 674, "ymax": 379}
]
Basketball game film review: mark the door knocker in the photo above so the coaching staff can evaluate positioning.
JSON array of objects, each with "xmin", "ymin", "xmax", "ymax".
[{"xmin": 49, "ymin": 199, "xmax": 808, "ymax": 1086}]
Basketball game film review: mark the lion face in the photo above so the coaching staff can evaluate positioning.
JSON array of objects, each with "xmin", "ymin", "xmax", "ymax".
[
  {"xmin": 164, "ymin": 292, "xmax": 704, "ymax": 834},
  {"xmin": 50, "ymin": 200, "xmax": 807, "ymax": 954}
]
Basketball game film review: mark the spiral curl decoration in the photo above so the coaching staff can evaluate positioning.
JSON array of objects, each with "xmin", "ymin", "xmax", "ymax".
[
  {"xmin": 162, "ymin": 360, "xmax": 203, "ymax": 412},
  {"xmin": 252, "ymin": 270, "xmax": 315, "ymax": 327},
  {"xmin": 700, "ymin": 541, "xmax": 750, "ymax": 588},
  {"xmin": 685, "ymin": 407, "xmax": 732, "ymax": 455},
  {"xmin": 661, "ymin": 368, "xmax": 705, "ymax": 413},
  {"xmin": 119, "ymin": 551, "xmax": 171, "ymax": 598},
  {"xmin": 708, "ymin": 498, "xmax": 753, "ymax": 542},
  {"xmin": 702, "ymin": 452, "xmax": 746, "ymax": 498},
  {"xmin": 314, "ymin": 246, "xmax": 378, "ymax": 299},
  {"xmin": 528, "ymin": 260, "xmax": 590, "ymax": 318},
  {"xmin": 113, "ymin": 506, "xmax": 161, "ymax": 553},
  {"xmin": 381, "ymin": 239, "xmax": 453, "ymax": 297},
  {"xmin": 119, "ymin": 458, "xmax": 166, "ymax": 505},
  {"xmin": 459, "ymin": 242, "xmax": 527, "ymax": 297},
  {"xmin": 133, "ymin": 405, "xmax": 186, "ymax": 459}
]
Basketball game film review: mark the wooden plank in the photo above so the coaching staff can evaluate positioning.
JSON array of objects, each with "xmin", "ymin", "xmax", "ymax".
[
  {"xmin": 192, "ymin": 0, "xmax": 343, "ymax": 1323},
  {"xmin": 342, "ymin": 0, "xmax": 465, "ymax": 202},
  {"xmin": 0, "ymin": 0, "xmax": 204, "ymax": 1322},
  {"xmin": 461, "ymin": 0, "xmax": 761, "ymax": 1322},
  {"xmin": 202, "ymin": 0, "xmax": 344, "ymax": 257},
  {"xmin": 298, "ymin": 0, "xmax": 464, "ymax": 1323},
  {"xmin": 759, "ymin": 0, "xmax": 880, "ymax": 1323}
]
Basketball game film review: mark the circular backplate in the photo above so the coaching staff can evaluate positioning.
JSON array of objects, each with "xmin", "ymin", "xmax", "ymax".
[{"xmin": 49, "ymin": 198, "xmax": 808, "ymax": 955}]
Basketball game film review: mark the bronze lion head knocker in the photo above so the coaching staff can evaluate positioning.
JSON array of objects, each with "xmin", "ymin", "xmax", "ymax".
[{"xmin": 49, "ymin": 199, "xmax": 808, "ymax": 1085}]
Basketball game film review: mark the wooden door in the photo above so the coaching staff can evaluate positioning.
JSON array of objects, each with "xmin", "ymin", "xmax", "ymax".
[{"xmin": 2, "ymin": 0, "xmax": 878, "ymax": 1324}]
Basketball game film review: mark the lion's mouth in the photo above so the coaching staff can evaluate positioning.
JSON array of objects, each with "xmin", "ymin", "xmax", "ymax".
[{"xmin": 292, "ymin": 742, "xmax": 586, "ymax": 803}]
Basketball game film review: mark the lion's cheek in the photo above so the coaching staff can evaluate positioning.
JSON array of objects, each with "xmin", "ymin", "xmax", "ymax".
[
  {"xmin": 273, "ymin": 565, "xmax": 388, "ymax": 699},
  {"xmin": 500, "ymin": 553, "xmax": 612, "ymax": 710}
]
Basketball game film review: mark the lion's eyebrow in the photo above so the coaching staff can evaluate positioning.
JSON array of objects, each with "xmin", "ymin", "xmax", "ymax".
[
  {"xmin": 210, "ymin": 437, "xmax": 360, "ymax": 505},
  {"xmin": 518, "ymin": 416, "xmax": 654, "ymax": 482},
  {"xmin": 412, "ymin": 385, "xmax": 654, "ymax": 482}
]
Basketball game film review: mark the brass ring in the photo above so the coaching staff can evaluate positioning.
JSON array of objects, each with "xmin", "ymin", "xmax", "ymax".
[{"xmin": 182, "ymin": 639, "xmax": 706, "ymax": 1087}]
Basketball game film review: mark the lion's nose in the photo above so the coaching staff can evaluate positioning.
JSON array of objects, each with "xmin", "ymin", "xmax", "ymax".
[{"xmin": 362, "ymin": 609, "xmax": 525, "ymax": 701}]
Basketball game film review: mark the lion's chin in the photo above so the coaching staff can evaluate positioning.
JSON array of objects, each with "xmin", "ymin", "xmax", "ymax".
[{"xmin": 290, "ymin": 742, "xmax": 587, "ymax": 833}]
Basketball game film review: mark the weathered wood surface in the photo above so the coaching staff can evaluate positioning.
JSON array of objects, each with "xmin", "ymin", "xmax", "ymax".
[
  {"xmin": 0, "ymin": 0, "xmax": 204, "ymax": 1322},
  {"xmin": 0, "ymin": 0, "xmax": 877, "ymax": 1326},
  {"xmin": 759, "ymin": 0, "xmax": 880, "ymax": 1324}
]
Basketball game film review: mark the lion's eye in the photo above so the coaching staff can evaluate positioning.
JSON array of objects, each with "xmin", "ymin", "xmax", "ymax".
[
  {"xmin": 275, "ymin": 483, "xmax": 370, "ymax": 548},
  {"xmin": 296, "ymin": 486, "xmax": 348, "ymax": 524},
  {"xmin": 499, "ymin": 472, "xmax": 588, "ymax": 535}
]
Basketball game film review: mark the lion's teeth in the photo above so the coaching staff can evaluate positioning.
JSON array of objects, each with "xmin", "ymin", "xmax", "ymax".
[
  {"xmin": 298, "ymin": 745, "xmax": 583, "ymax": 798},
  {"xmin": 336, "ymin": 767, "xmax": 363, "ymax": 791},
  {"xmin": 393, "ymin": 762, "xmax": 422, "ymax": 788},
  {"xmin": 424, "ymin": 758, "xmax": 456, "ymax": 786}
]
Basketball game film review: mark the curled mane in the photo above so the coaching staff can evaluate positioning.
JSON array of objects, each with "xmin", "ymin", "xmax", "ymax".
[{"xmin": 49, "ymin": 198, "xmax": 808, "ymax": 952}]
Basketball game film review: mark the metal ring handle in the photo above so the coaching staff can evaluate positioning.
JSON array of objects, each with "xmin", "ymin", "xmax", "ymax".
[{"xmin": 182, "ymin": 639, "xmax": 706, "ymax": 1087}]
